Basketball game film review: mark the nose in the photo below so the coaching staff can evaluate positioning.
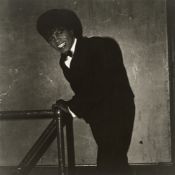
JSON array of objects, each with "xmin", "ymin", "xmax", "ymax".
[
  {"xmin": 53, "ymin": 38, "xmax": 62, "ymax": 46},
  {"xmin": 55, "ymin": 39, "xmax": 60, "ymax": 44}
]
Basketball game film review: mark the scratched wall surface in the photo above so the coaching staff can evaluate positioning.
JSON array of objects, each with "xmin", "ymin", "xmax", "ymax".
[{"xmin": 0, "ymin": 0, "xmax": 171, "ymax": 166}]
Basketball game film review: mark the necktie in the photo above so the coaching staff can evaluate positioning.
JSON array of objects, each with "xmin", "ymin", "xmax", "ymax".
[
  {"xmin": 64, "ymin": 50, "xmax": 73, "ymax": 58},
  {"xmin": 61, "ymin": 51, "xmax": 73, "ymax": 69}
]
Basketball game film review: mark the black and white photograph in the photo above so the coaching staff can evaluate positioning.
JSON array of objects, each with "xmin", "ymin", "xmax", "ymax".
[{"xmin": 0, "ymin": 0, "xmax": 174, "ymax": 175}]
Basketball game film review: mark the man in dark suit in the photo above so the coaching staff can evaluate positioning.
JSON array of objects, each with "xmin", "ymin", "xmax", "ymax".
[{"xmin": 37, "ymin": 9, "xmax": 135, "ymax": 175}]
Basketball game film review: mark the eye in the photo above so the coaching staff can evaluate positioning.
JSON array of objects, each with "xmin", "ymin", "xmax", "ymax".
[
  {"xmin": 54, "ymin": 28, "xmax": 64, "ymax": 34},
  {"xmin": 47, "ymin": 36, "xmax": 54, "ymax": 43}
]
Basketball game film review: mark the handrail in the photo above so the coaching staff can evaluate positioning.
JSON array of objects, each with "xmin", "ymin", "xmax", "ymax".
[
  {"xmin": 0, "ymin": 109, "xmax": 75, "ymax": 175},
  {"xmin": 0, "ymin": 110, "xmax": 54, "ymax": 120}
]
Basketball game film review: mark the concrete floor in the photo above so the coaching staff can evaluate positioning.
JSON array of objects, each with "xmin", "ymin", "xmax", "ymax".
[{"xmin": 0, "ymin": 166, "xmax": 175, "ymax": 175}]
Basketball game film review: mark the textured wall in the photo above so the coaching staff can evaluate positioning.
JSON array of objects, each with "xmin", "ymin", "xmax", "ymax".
[{"xmin": 0, "ymin": 0, "xmax": 171, "ymax": 165}]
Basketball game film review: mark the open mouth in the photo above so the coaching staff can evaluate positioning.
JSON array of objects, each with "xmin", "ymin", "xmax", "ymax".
[{"xmin": 57, "ymin": 42, "xmax": 66, "ymax": 49}]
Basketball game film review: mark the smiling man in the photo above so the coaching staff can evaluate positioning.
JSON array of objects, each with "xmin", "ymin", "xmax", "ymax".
[
  {"xmin": 48, "ymin": 28, "xmax": 75, "ymax": 54},
  {"xmin": 37, "ymin": 9, "xmax": 135, "ymax": 175}
]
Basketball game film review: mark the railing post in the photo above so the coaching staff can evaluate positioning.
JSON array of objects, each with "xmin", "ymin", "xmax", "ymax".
[
  {"xmin": 54, "ymin": 110, "xmax": 66, "ymax": 175},
  {"xmin": 66, "ymin": 115, "xmax": 75, "ymax": 175}
]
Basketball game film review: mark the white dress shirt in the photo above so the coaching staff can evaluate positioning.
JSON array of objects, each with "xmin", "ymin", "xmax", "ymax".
[
  {"xmin": 64, "ymin": 38, "xmax": 77, "ymax": 68},
  {"xmin": 64, "ymin": 38, "xmax": 77, "ymax": 117}
]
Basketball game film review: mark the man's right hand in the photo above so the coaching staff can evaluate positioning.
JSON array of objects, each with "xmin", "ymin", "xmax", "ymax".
[
  {"xmin": 52, "ymin": 99, "xmax": 69, "ymax": 114},
  {"xmin": 52, "ymin": 99, "xmax": 72, "ymax": 126}
]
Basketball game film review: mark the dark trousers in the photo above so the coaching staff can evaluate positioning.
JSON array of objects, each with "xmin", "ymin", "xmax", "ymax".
[{"xmin": 89, "ymin": 100, "xmax": 135, "ymax": 175}]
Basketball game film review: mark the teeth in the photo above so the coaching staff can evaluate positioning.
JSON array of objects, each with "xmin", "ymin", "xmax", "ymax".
[{"xmin": 58, "ymin": 42, "xmax": 65, "ymax": 48}]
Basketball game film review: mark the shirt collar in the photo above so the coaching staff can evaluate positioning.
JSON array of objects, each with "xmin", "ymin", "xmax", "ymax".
[{"xmin": 70, "ymin": 38, "xmax": 77, "ymax": 55}]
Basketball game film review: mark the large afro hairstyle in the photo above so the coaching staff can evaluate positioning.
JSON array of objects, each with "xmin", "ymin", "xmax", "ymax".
[{"xmin": 36, "ymin": 9, "xmax": 83, "ymax": 40}]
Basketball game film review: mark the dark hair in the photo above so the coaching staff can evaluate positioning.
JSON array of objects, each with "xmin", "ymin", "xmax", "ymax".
[{"xmin": 36, "ymin": 9, "xmax": 83, "ymax": 39}]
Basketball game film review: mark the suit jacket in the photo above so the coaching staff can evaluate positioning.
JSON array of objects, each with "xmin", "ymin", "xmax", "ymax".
[{"xmin": 60, "ymin": 37, "xmax": 134, "ymax": 123}]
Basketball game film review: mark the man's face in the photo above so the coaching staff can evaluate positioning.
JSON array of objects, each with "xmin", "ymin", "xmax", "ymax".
[{"xmin": 47, "ymin": 28, "xmax": 75, "ymax": 54}]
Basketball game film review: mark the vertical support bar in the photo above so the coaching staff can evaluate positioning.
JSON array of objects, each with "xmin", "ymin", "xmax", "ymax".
[
  {"xmin": 167, "ymin": 0, "xmax": 175, "ymax": 165},
  {"xmin": 55, "ymin": 110, "xmax": 66, "ymax": 175},
  {"xmin": 66, "ymin": 115, "xmax": 75, "ymax": 175}
]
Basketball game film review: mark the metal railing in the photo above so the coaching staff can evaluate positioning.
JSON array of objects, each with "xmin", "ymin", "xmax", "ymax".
[{"xmin": 0, "ymin": 109, "xmax": 75, "ymax": 175}]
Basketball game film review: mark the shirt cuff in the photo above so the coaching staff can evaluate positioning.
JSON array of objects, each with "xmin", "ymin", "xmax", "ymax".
[{"xmin": 68, "ymin": 107, "xmax": 76, "ymax": 118}]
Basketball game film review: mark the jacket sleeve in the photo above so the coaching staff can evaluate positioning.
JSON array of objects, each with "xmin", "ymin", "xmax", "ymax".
[{"xmin": 67, "ymin": 38, "xmax": 133, "ymax": 120}]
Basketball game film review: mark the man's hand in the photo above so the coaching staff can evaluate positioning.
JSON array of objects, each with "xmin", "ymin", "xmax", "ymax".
[
  {"xmin": 52, "ymin": 99, "xmax": 71, "ymax": 126},
  {"xmin": 52, "ymin": 99, "xmax": 69, "ymax": 114}
]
